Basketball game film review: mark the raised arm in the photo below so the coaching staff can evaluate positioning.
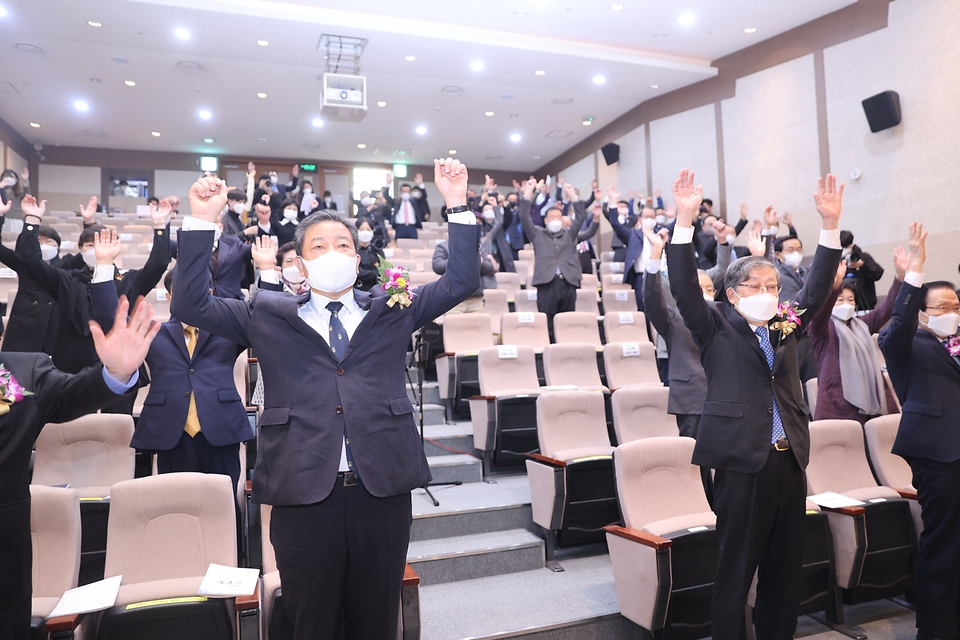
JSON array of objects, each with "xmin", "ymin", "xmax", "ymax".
[
  {"xmin": 14, "ymin": 196, "xmax": 64, "ymax": 298},
  {"xmin": 517, "ymin": 178, "xmax": 539, "ymax": 243},
  {"xmin": 604, "ymin": 188, "xmax": 632, "ymax": 244},
  {"xmin": 641, "ymin": 226, "xmax": 674, "ymax": 339},
  {"xmin": 131, "ymin": 199, "xmax": 175, "ymax": 297},
  {"xmin": 793, "ymin": 175, "xmax": 845, "ymax": 317},
  {"xmin": 706, "ymin": 217, "xmax": 731, "ymax": 288},
  {"xmin": 879, "ymin": 222, "xmax": 927, "ymax": 366},
  {"xmin": 861, "ymin": 247, "xmax": 906, "ymax": 334}
]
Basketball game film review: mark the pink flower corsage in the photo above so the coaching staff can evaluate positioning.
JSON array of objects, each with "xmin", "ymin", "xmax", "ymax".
[
  {"xmin": 769, "ymin": 301, "xmax": 806, "ymax": 338},
  {"xmin": 0, "ymin": 365, "xmax": 33, "ymax": 415},
  {"xmin": 945, "ymin": 335, "xmax": 960, "ymax": 357},
  {"xmin": 378, "ymin": 261, "xmax": 415, "ymax": 308}
]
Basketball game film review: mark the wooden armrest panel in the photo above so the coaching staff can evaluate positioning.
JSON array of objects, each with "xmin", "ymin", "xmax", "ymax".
[
  {"xmin": 248, "ymin": 357, "xmax": 258, "ymax": 363},
  {"xmin": 468, "ymin": 395, "xmax": 496, "ymax": 401},
  {"xmin": 244, "ymin": 480, "xmax": 252, "ymax": 497},
  {"xmin": 527, "ymin": 453, "xmax": 566, "ymax": 467},
  {"xmin": 46, "ymin": 614, "xmax": 81, "ymax": 632},
  {"xmin": 235, "ymin": 582, "xmax": 259, "ymax": 612},
  {"xmin": 821, "ymin": 505, "xmax": 867, "ymax": 516},
  {"xmin": 897, "ymin": 489, "xmax": 919, "ymax": 500},
  {"xmin": 603, "ymin": 525, "xmax": 672, "ymax": 549},
  {"xmin": 403, "ymin": 564, "xmax": 420, "ymax": 587},
  {"xmin": 436, "ymin": 352, "xmax": 455, "ymax": 358}
]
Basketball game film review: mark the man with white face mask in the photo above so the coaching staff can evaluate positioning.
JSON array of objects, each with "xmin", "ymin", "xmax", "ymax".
[
  {"xmin": 173, "ymin": 158, "xmax": 479, "ymax": 640},
  {"xmin": 667, "ymin": 168, "xmax": 843, "ymax": 638},
  {"xmin": 774, "ymin": 235, "xmax": 806, "ymax": 303},
  {"xmin": 880, "ymin": 222, "xmax": 960, "ymax": 640}
]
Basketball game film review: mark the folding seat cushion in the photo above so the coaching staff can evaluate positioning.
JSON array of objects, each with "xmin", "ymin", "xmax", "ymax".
[
  {"xmin": 494, "ymin": 272, "xmax": 521, "ymax": 301},
  {"xmin": 30, "ymin": 486, "xmax": 81, "ymax": 621},
  {"xmin": 513, "ymin": 288, "xmax": 539, "ymax": 312}
]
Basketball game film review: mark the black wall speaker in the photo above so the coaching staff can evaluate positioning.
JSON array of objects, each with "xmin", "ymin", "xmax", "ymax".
[
  {"xmin": 862, "ymin": 91, "xmax": 902, "ymax": 133},
  {"xmin": 600, "ymin": 142, "xmax": 620, "ymax": 165}
]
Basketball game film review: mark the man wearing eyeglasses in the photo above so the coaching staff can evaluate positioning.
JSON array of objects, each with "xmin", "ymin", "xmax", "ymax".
[
  {"xmin": 879, "ymin": 222, "xmax": 960, "ymax": 640},
  {"xmin": 666, "ymin": 169, "xmax": 843, "ymax": 639}
]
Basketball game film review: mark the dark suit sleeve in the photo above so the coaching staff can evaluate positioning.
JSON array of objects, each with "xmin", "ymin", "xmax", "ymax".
[
  {"xmin": 13, "ymin": 222, "xmax": 65, "ymax": 298},
  {"xmin": 879, "ymin": 280, "xmax": 924, "ymax": 367},
  {"xmin": 410, "ymin": 223, "xmax": 481, "ymax": 330},
  {"xmin": 432, "ymin": 244, "xmax": 448, "ymax": 275},
  {"xmin": 171, "ymin": 230, "xmax": 252, "ymax": 347},
  {"xmin": 862, "ymin": 278, "xmax": 902, "ymax": 334},
  {"xmin": 794, "ymin": 242, "xmax": 843, "ymax": 320},
  {"xmin": 571, "ymin": 201, "xmax": 588, "ymax": 236},
  {"xmin": 32, "ymin": 355, "xmax": 129, "ymax": 427},
  {"xmin": 577, "ymin": 220, "xmax": 599, "ymax": 242},
  {"xmin": 604, "ymin": 206, "xmax": 632, "ymax": 245},
  {"xmin": 643, "ymin": 271, "xmax": 674, "ymax": 340},
  {"xmin": 666, "ymin": 241, "xmax": 719, "ymax": 345},
  {"xmin": 859, "ymin": 251, "xmax": 884, "ymax": 283},
  {"xmin": 257, "ymin": 277, "xmax": 284, "ymax": 293},
  {"xmin": 132, "ymin": 227, "xmax": 172, "ymax": 298},
  {"xmin": 518, "ymin": 199, "xmax": 538, "ymax": 246},
  {"xmin": 734, "ymin": 218, "xmax": 748, "ymax": 235},
  {"xmin": 90, "ymin": 281, "xmax": 120, "ymax": 333}
]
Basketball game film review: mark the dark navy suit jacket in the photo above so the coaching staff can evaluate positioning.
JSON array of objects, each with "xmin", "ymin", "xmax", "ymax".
[
  {"xmin": 879, "ymin": 281, "xmax": 960, "ymax": 463},
  {"xmin": 172, "ymin": 222, "xmax": 481, "ymax": 505}
]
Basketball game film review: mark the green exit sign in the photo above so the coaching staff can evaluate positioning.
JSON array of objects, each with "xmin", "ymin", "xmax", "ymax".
[{"xmin": 299, "ymin": 163, "xmax": 317, "ymax": 172}]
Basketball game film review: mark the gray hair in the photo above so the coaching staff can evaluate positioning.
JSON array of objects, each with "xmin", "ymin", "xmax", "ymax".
[
  {"xmin": 724, "ymin": 255, "xmax": 780, "ymax": 292},
  {"xmin": 293, "ymin": 210, "xmax": 359, "ymax": 255}
]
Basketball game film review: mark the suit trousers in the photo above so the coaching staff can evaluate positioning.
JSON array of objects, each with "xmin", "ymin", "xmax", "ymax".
[
  {"xmin": 537, "ymin": 276, "xmax": 577, "ymax": 340},
  {"xmin": 393, "ymin": 224, "xmax": 418, "ymax": 239},
  {"xmin": 910, "ymin": 456, "xmax": 960, "ymax": 637},
  {"xmin": 0, "ymin": 500, "xmax": 31, "ymax": 640},
  {"xmin": 156, "ymin": 431, "xmax": 241, "ymax": 495},
  {"xmin": 711, "ymin": 448, "xmax": 805, "ymax": 640},
  {"xmin": 270, "ymin": 483, "xmax": 412, "ymax": 640}
]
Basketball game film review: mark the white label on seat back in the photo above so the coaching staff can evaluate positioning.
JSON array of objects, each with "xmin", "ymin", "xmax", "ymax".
[
  {"xmin": 615, "ymin": 291, "xmax": 629, "ymax": 301},
  {"xmin": 527, "ymin": 290, "xmax": 538, "ymax": 300},
  {"xmin": 0, "ymin": 268, "xmax": 15, "ymax": 279},
  {"xmin": 687, "ymin": 526, "xmax": 709, "ymax": 533},
  {"xmin": 622, "ymin": 342, "xmax": 641, "ymax": 357},
  {"xmin": 619, "ymin": 313, "xmax": 634, "ymax": 324},
  {"xmin": 612, "ymin": 274, "xmax": 624, "ymax": 284},
  {"xmin": 518, "ymin": 313, "xmax": 535, "ymax": 324},
  {"xmin": 611, "ymin": 263, "xmax": 623, "ymax": 273},
  {"xmin": 497, "ymin": 345, "xmax": 518, "ymax": 359},
  {"xmin": 383, "ymin": 248, "xmax": 395, "ymax": 258},
  {"xmin": 120, "ymin": 233, "xmax": 133, "ymax": 242},
  {"xmin": 156, "ymin": 290, "xmax": 168, "ymax": 301},
  {"xmin": 61, "ymin": 241, "xmax": 76, "ymax": 250}
]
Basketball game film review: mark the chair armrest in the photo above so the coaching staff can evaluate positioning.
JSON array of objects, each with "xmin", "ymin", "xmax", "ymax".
[
  {"xmin": 244, "ymin": 480, "xmax": 252, "ymax": 498},
  {"xmin": 403, "ymin": 564, "xmax": 420, "ymax": 587},
  {"xmin": 527, "ymin": 453, "xmax": 566, "ymax": 468},
  {"xmin": 46, "ymin": 614, "xmax": 82, "ymax": 633},
  {"xmin": 436, "ymin": 352, "xmax": 455, "ymax": 358},
  {"xmin": 469, "ymin": 395, "xmax": 496, "ymax": 401},
  {"xmin": 820, "ymin": 505, "xmax": 867, "ymax": 516},
  {"xmin": 248, "ymin": 357, "xmax": 258, "ymax": 364},
  {"xmin": 603, "ymin": 525, "xmax": 672, "ymax": 549},
  {"xmin": 235, "ymin": 582, "xmax": 259, "ymax": 612},
  {"xmin": 897, "ymin": 489, "xmax": 918, "ymax": 500}
]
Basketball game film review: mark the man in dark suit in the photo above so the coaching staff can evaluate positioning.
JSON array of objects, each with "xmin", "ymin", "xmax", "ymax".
[
  {"xmin": 172, "ymin": 158, "xmax": 480, "ymax": 640},
  {"xmin": 775, "ymin": 235, "xmax": 806, "ymax": 303},
  {"xmin": 667, "ymin": 168, "xmax": 843, "ymax": 639},
  {"xmin": 879, "ymin": 222, "xmax": 960, "ymax": 640},
  {"xmin": 841, "ymin": 230, "xmax": 885, "ymax": 310},
  {"xmin": 0, "ymin": 298, "xmax": 160, "ymax": 640}
]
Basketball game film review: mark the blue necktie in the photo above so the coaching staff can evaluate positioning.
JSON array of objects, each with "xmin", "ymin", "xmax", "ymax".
[
  {"xmin": 755, "ymin": 326, "xmax": 786, "ymax": 444},
  {"xmin": 327, "ymin": 301, "xmax": 358, "ymax": 474}
]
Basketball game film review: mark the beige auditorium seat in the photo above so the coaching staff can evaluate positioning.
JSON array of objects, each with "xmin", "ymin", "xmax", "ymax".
[
  {"xmin": 500, "ymin": 312, "xmax": 550, "ymax": 352},
  {"xmin": 513, "ymin": 288, "xmax": 539, "ymax": 313},
  {"xmin": 603, "ymin": 311, "xmax": 648, "ymax": 344},
  {"xmin": 806, "ymin": 419, "xmax": 917, "ymax": 603},
  {"xmin": 552, "ymin": 311, "xmax": 602, "ymax": 347},
  {"xmin": 120, "ymin": 254, "xmax": 149, "ymax": 271},
  {"xmin": 514, "ymin": 259, "xmax": 533, "ymax": 289},
  {"xmin": 90, "ymin": 473, "xmax": 258, "ymax": 638},
  {"xmin": 436, "ymin": 314, "xmax": 495, "ymax": 416},
  {"xmin": 526, "ymin": 390, "xmax": 619, "ymax": 568},
  {"xmin": 407, "ymin": 271, "xmax": 440, "ymax": 286},
  {"xmin": 601, "ymin": 273, "xmax": 630, "ymax": 291},
  {"xmin": 602, "ymin": 289, "xmax": 637, "ymax": 314},
  {"xmin": 610, "ymin": 386, "xmax": 677, "ymax": 443},
  {"xmin": 805, "ymin": 377, "xmax": 818, "ymax": 417},
  {"xmin": 396, "ymin": 238, "xmax": 424, "ymax": 250},
  {"xmin": 574, "ymin": 288, "xmax": 600, "ymax": 315},
  {"xmin": 391, "ymin": 257, "xmax": 421, "ymax": 273},
  {"xmin": 518, "ymin": 249, "xmax": 535, "ymax": 264},
  {"xmin": 482, "ymin": 288, "xmax": 510, "ymax": 335},
  {"xmin": 864, "ymin": 414, "xmax": 923, "ymax": 538},
  {"xmin": 542, "ymin": 343, "xmax": 606, "ymax": 392},
  {"xmin": 581, "ymin": 273, "xmax": 601, "ymax": 297},
  {"xmin": 599, "ymin": 262, "xmax": 625, "ymax": 277},
  {"xmin": 602, "ymin": 341, "xmax": 661, "ymax": 390},
  {"xmin": 599, "ymin": 251, "xmax": 615, "ymax": 263},
  {"xmin": 494, "ymin": 272, "xmax": 521, "ymax": 302},
  {"xmin": 469, "ymin": 345, "xmax": 542, "ymax": 475},
  {"xmin": 30, "ymin": 486, "xmax": 82, "ymax": 638},
  {"xmin": 408, "ymin": 248, "xmax": 434, "ymax": 263},
  {"xmin": 604, "ymin": 437, "xmax": 716, "ymax": 637}
]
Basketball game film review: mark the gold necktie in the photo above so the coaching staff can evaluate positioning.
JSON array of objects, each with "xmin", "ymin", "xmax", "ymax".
[{"xmin": 183, "ymin": 326, "xmax": 201, "ymax": 438}]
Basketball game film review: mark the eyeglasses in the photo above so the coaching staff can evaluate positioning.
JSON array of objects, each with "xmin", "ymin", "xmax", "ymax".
[
  {"xmin": 737, "ymin": 282, "xmax": 782, "ymax": 295},
  {"xmin": 927, "ymin": 305, "xmax": 960, "ymax": 314}
]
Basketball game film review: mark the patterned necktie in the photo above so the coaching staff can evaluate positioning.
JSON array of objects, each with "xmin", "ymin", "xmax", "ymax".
[
  {"xmin": 327, "ymin": 301, "xmax": 358, "ymax": 474},
  {"xmin": 183, "ymin": 326, "xmax": 201, "ymax": 438},
  {"xmin": 755, "ymin": 326, "xmax": 786, "ymax": 444}
]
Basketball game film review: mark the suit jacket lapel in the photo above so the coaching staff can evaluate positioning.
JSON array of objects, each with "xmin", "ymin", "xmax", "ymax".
[
  {"xmin": 918, "ymin": 331, "xmax": 960, "ymax": 375},
  {"xmin": 192, "ymin": 330, "xmax": 211, "ymax": 360},
  {"xmin": 279, "ymin": 292, "xmax": 338, "ymax": 360},
  {"xmin": 342, "ymin": 289, "xmax": 384, "ymax": 362},
  {"xmin": 724, "ymin": 305, "xmax": 769, "ymax": 368},
  {"xmin": 163, "ymin": 320, "xmax": 191, "ymax": 362}
]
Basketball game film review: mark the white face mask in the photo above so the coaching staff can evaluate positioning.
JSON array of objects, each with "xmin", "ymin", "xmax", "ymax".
[
  {"xmin": 482, "ymin": 210, "xmax": 495, "ymax": 222},
  {"xmin": 1, "ymin": 176, "xmax": 15, "ymax": 187},
  {"xmin": 283, "ymin": 209, "xmax": 298, "ymax": 221},
  {"xmin": 656, "ymin": 214, "xmax": 667, "ymax": 225},
  {"xmin": 842, "ymin": 247, "xmax": 852, "ymax": 259},
  {"xmin": 546, "ymin": 219, "xmax": 563, "ymax": 234},
  {"xmin": 831, "ymin": 303, "xmax": 856, "ymax": 322},
  {"xmin": 232, "ymin": 203, "xmax": 244, "ymax": 215},
  {"xmin": 617, "ymin": 215, "xmax": 626, "ymax": 224},
  {"xmin": 782, "ymin": 252, "xmax": 803, "ymax": 269},
  {"xmin": 703, "ymin": 293, "xmax": 715, "ymax": 302},
  {"xmin": 302, "ymin": 187, "xmax": 312, "ymax": 194},
  {"xmin": 324, "ymin": 197, "xmax": 332, "ymax": 205},
  {"xmin": 40, "ymin": 244, "xmax": 59, "ymax": 261},
  {"xmin": 282, "ymin": 266, "xmax": 305, "ymax": 284},
  {"xmin": 923, "ymin": 312, "xmax": 960, "ymax": 339},
  {"xmin": 641, "ymin": 217, "xmax": 657, "ymax": 229},
  {"xmin": 270, "ymin": 175, "xmax": 278, "ymax": 184},
  {"xmin": 734, "ymin": 292, "xmax": 779, "ymax": 323},
  {"xmin": 81, "ymin": 248, "xmax": 98, "ymax": 268},
  {"xmin": 357, "ymin": 229, "xmax": 374, "ymax": 243},
  {"xmin": 360, "ymin": 196, "xmax": 373, "ymax": 207},
  {"xmin": 300, "ymin": 250, "xmax": 359, "ymax": 294},
  {"xmin": 400, "ymin": 192, "xmax": 411, "ymax": 201},
  {"xmin": 726, "ymin": 235, "xmax": 736, "ymax": 245}
]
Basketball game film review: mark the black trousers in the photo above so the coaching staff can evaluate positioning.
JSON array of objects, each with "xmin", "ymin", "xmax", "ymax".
[
  {"xmin": 712, "ymin": 448, "xmax": 805, "ymax": 640},
  {"xmin": 393, "ymin": 224, "xmax": 418, "ymax": 239},
  {"xmin": 910, "ymin": 456, "xmax": 960, "ymax": 637},
  {"xmin": 0, "ymin": 500, "xmax": 31, "ymax": 640},
  {"xmin": 270, "ymin": 482, "xmax": 412, "ymax": 640},
  {"xmin": 156, "ymin": 431, "xmax": 241, "ymax": 494},
  {"xmin": 537, "ymin": 276, "xmax": 577, "ymax": 340}
]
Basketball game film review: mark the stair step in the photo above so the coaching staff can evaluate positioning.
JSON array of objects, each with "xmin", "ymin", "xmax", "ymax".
[
  {"xmin": 422, "ymin": 422, "xmax": 479, "ymax": 458},
  {"xmin": 411, "ymin": 475, "xmax": 532, "ymax": 541},
  {"xmin": 426, "ymin": 454, "xmax": 482, "ymax": 484},
  {"xmin": 407, "ymin": 381, "xmax": 441, "ymax": 406},
  {"xmin": 421, "ymin": 403, "xmax": 445, "ymax": 426},
  {"xmin": 407, "ymin": 529, "xmax": 544, "ymax": 586}
]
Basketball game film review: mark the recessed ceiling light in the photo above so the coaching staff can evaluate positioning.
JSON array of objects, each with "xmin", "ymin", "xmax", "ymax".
[
  {"xmin": 257, "ymin": 92, "xmax": 267, "ymax": 98},
  {"xmin": 649, "ymin": 84, "xmax": 659, "ymax": 89},
  {"xmin": 175, "ymin": 28, "xmax": 191, "ymax": 40},
  {"xmin": 89, "ymin": 77, "xmax": 101, "ymax": 83},
  {"xmin": 312, "ymin": 118, "xmax": 323, "ymax": 127},
  {"xmin": 0, "ymin": 7, "xmax": 8, "ymax": 17},
  {"xmin": 533, "ymin": 155, "xmax": 541, "ymax": 160},
  {"xmin": 535, "ymin": 70, "xmax": 546, "ymax": 76},
  {"xmin": 73, "ymin": 100, "xmax": 89, "ymax": 112},
  {"xmin": 679, "ymin": 12, "xmax": 695, "ymax": 26},
  {"xmin": 471, "ymin": 61, "xmax": 485, "ymax": 71},
  {"xmin": 593, "ymin": 75, "xmax": 606, "ymax": 85},
  {"xmin": 124, "ymin": 80, "xmax": 136, "ymax": 87},
  {"xmin": 258, "ymin": 137, "xmax": 267, "ymax": 141},
  {"xmin": 404, "ymin": 55, "xmax": 416, "ymax": 62},
  {"xmin": 509, "ymin": 133, "xmax": 521, "ymax": 142},
  {"xmin": 357, "ymin": 143, "xmax": 366, "ymax": 149},
  {"xmin": 29, "ymin": 122, "xmax": 40, "ymax": 128},
  {"xmin": 610, "ymin": 4, "xmax": 624, "ymax": 10},
  {"xmin": 582, "ymin": 117, "xmax": 594, "ymax": 126},
  {"xmin": 415, "ymin": 125, "xmax": 427, "ymax": 135},
  {"xmin": 553, "ymin": 97, "xmax": 574, "ymax": 105},
  {"xmin": 256, "ymin": 39, "xmax": 269, "ymax": 46},
  {"xmin": 87, "ymin": 20, "xmax": 102, "ymax": 27},
  {"xmin": 744, "ymin": 27, "xmax": 757, "ymax": 34},
  {"xmin": 201, "ymin": 137, "xmax": 215, "ymax": 143},
  {"xmin": 377, "ymin": 101, "xmax": 387, "ymax": 107},
  {"xmin": 448, "ymin": 149, "xmax": 457, "ymax": 155},
  {"xmin": 151, "ymin": 131, "xmax": 161, "ymax": 137},
  {"xmin": 485, "ymin": 111, "xmax": 495, "ymax": 117},
  {"xmin": 198, "ymin": 109, "xmax": 211, "ymax": 119}
]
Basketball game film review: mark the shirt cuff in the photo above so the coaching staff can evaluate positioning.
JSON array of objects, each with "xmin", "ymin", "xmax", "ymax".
[
  {"xmin": 671, "ymin": 226, "xmax": 695, "ymax": 245},
  {"xmin": 260, "ymin": 269, "xmax": 279, "ymax": 285},
  {"xmin": 102, "ymin": 367, "xmax": 139, "ymax": 393},
  {"xmin": 92, "ymin": 265, "xmax": 115, "ymax": 283},
  {"xmin": 181, "ymin": 216, "xmax": 218, "ymax": 231},
  {"xmin": 646, "ymin": 258, "xmax": 662, "ymax": 274},
  {"xmin": 818, "ymin": 228, "xmax": 841, "ymax": 250},
  {"xmin": 904, "ymin": 271, "xmax": 924, "ymax": 288},
  {"xmin": 447, "ymin": 212, "xmax": 477, "ymax": 225}
]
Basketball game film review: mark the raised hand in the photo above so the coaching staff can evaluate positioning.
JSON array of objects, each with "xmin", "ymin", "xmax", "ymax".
[
  {"xmin": 746, "ymin": 229, "xmax": 766, "ymax": 257},
  {"xmin": 557, "ymin": 174, "xmax": 565, "ymax": 187},
  {"xmin": 671, "ymin": 168, "xmax": 702, "ymax": 227},
  {"xmin": 591, "ymin": 179, "xmax": 598, "ymax": 190},
  {"xmin": 607, "ymin": 186, "xmax": 621, "ymax": 203},
  {"xmin": 151, "ymin": 198, "xmax": 173, "ymax": 228},
  {"xmin": 0, "ymin": 197, "xmax": 11, "ymax": 216},
  {"xmin": 782, "ymin": 211, "xmax": 793, "ymax": 227},
  {"xmin": 188, "ymin": 177, "xmax": 228, "ymax": 223},
  {"xmin": 90, "ymin": 297, "xmax": 161, "ymax": 384},
  {"xmin": 94, "ymin": 228, "xmax": 121, "ymax": 265},
  {"xmin": 291, "ymin": 165, "xmax": 299, "ymax": 177},
  {"xmin": 739, "ymin": 202, "xmax": 748, "ymax": 221},
  {"xmin": 562, "ymin": 182, "xmax": 578, "ymax": 203},
  {"xmin": 434, "ymin": 158, "xmax": 468, "ymax": 208},
  {"xmin": 413, "ymin": 172, "xmax": 423, "ymax": 185},
  {"xmin": 712, "ymin": 216, "xmax": 727, "ymax": 241},
  {"xmin": 813, "ymin": 174, "xmax": 843, "ymax": 230},
  {"xmin": 21, "ymin": 194, "xmax": 46, "ymax": 220},
  {"xmin": 251, "ymin": 235, "xmax": 278, "ymax": 270},
  {"xmin": 521, "ymin": 178, "xmax": 537, "ymax": 199},
  {"xmin": 385, "ymin": 170, "xmax": 394, "ymax": 184},
  {"xmin": 655, "ymin": 188, "xmax": 661, "ymax": 198},
  {"xmin": 20, "ymin": 167, "xmax": 29, "ymax": 182},
  {"xmin": 834, "ymin": 260, "xmax": 847, "ymax": 290},
  {"xmin": 484, "ymin": 174, "xmax": 496, "ymax": 191},
  {"xmin": 79, "ymin": 196, "xmax": 98, "ymax": 223},
  {"xmin": 628, "ymin": 190, "xmax": 636, "ymax": 200},
  {"xmin": 593, "ymin": 187, "xmax": 602, "ymax": 201},
  {"xmin": 641, "ymin": 224, "xmax": 665, "ymax": 259},
  {"xmin": 763, "ymin": 205, "xmax": 778, "ymax": 228},
  {"xmin": 512, "ymin": 179, "xmax": 521, "ymax": 191},
  {"xmin": 892, "ymin": 246, "xmax": 908, "ymax": 282},
  {"xmin": 165, "ymin": 195, "xmax": 180, "ymax": 211},
  {"xmin": 907, "ymin": 221, "xmax": 927, "ymax": 274}
]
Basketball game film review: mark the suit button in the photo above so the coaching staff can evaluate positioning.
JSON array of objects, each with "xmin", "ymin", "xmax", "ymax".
[
  {"xmin": 335, "ymin": 406, "xmax": 343, "ymax": 414},
  {"xmin": 184, "ymin": 392, "xmax": 190, "ymax": 397},
  {"xmin": 768, "ymin": 408, "xmax": 774, "ymax": 415},
  {"xmin": 771, "ymin": 376, "xmax": 775, "ymax": 382},
  {"xmin": 189, "ymin": 368, "xmax": 195, "ymax": 374},
  {"xmin": 337, "ymin": 368, "xmax": 344, "ymax": 376}
]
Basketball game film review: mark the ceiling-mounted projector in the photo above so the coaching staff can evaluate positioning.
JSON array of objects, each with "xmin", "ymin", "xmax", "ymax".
[{"xmin": 321, "ymin": 73, "xmax": 368, "ymax": 122}]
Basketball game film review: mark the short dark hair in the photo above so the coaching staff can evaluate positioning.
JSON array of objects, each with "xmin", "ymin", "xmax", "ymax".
[
  {"xmin": 840, "ymin": 230, "xmax": 854, "ymax": 248},
  {"xmin": 702, "ymin": 198, "xmax": 713, "ymax": 207},
  {"xmin": 838, "ymin": 279, "xmax": 859, "ymax": 297},
  {"xmin": 923, "ymin": 281, "xmax": 958, "ymax": 310},
  {"xmin": 227, "ymin": 189, "xmax": 246, "ymax": 203},
  {"xmin": 259, "ymin": 174, "xmax": 271, "ymax": 183},
  {"xmin": 323, "ymin": 190, "xmax": 332, "ymax": 197},
  {"xmin": 163, "ymin": 267, "xmax": 175, "ymax": 293},
  {"xmin": 278, "ymin": 241, "xmax": 297, "ymax": 260},
  {"xmin": 774, "ymin": 235, "xmax": 802, "ymax": 253},
  {"xmin": 293, "ymin": 210, "xmax": 358, "ymax": 255},
  {"xmin": 280, "ymin": 198, "xmax": 298, "ymax": 210},
  {"xmin": 147, "ymin": 196, "xmax": 160, "ymax": 206},
  {"xmin": 725, "ymin": 255, "xmax": 780, "ymax": 293},
  {"xmin": 79, "ymin": 224, "xmax": 107, "ymax": 247},
  {"xmin": 617, "ymin": 200, "xmax": 630, "ymax": 207},
  {"xmin": 38, "ymin": 225, "xmax": 61, "ymax": 247},
  {"xmin": 400, "ymin": 183, "xmax": 411, "ymax": 191}
]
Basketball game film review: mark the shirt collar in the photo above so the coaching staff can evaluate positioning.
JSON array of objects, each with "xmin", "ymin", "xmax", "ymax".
[{"xmin": 306, "ymin": 289, "xmax": 359, "ymax": 316}]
